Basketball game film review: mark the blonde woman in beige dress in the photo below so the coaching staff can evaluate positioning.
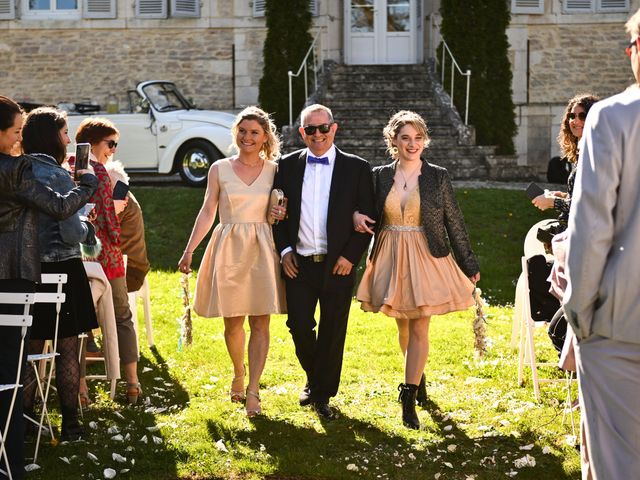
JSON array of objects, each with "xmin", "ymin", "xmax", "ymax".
[
  {"xmin": 178, "ymin": 106, "xmax": 286, "ymax": 417},
  {"xmin": 354, "ymin": 111, "xmax": 480, "ymax": 430}
]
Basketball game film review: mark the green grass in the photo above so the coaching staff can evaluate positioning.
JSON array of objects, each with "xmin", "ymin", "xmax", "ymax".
[{"xmin": 26, "ymin": 187, "xmax": 578, "ymax": 479}]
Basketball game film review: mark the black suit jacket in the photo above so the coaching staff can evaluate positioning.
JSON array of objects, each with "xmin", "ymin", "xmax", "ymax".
[
  {"xmin": 273, "ymin": 147, "xmax": 375, "ymax": 290},
  {"xmin": 370, "ymin": 160, "xmax": 479, "ymax": 277}
]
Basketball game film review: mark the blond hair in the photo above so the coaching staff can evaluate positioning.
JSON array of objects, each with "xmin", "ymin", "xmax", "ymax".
[
  {"xmin": 625, "ymin": 8, "xmax": 640, "ymax": 38},
  {"xmin": 231, "ymin": 106, "xmax": 281, "ymax": 161},
  {"xmin": 383, "ymin": 110, "xmax": 431, "ymax": 160}
]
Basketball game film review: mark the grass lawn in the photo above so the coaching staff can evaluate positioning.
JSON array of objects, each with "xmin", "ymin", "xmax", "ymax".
[{"xmin": 24, "ymin": 187, "xmax": 580, "ymax": 479}]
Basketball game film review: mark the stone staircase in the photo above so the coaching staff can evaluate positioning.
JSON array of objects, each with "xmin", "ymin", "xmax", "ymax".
[{"xmin": 283, "ymin": 61, "xmax": 537, "ymax": 181}]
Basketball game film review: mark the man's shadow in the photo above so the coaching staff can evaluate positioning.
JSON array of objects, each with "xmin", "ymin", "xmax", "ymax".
[{"xmin": 206, "ymin": 396, "xmax": 576, "ymax": 479}]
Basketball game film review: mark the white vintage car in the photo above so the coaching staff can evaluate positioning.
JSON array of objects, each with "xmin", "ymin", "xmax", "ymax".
[{"xmin": 65, "ymin": 81, "xmax": 235, "ymax": 186}]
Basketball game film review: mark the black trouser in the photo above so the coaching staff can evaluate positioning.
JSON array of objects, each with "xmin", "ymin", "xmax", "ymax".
[
  {"xmin": 285, "ymin": 257, "xmax": 352, "ymax": 403},
  {"xmin": 0, "ymin": 279, "xmax": 34, "ymax": 480}
]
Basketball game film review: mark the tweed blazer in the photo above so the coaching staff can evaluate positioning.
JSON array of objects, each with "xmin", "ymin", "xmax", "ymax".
[{"xmin": 370, "ymin": 159, "xmax": 479, "ymax": 277}]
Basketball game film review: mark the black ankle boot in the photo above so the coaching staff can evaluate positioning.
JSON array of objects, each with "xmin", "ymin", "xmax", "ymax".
[
  {"xmin": 397, "ymin": 383, "xmax": 420, "ymax": 430},
  {"xmin": 416, "ymin": 374, "xmax": 428, "ymax": 407},
  {"xmin": 61, "ymin": 408, "xmax": 84, "ymax": 442}
]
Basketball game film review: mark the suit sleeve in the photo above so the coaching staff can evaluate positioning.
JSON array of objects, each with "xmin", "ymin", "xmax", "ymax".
[
  {"xmin": 563, "ymin": 106, "xmax": 620, "ymax": 339},
  {"xmin": 341, "ymin": 162, "xmax": 375, "ymax": 264},
  {"xmin": 272, "ymin": 159, "xmax": 289, "ymax": 255},
  {"xmin": 15, "ymin": 158, "xmax": 98, "ymax": 220},
  {"xmin": 441, "ymin": 169, "xmax": 479, "ymax": 277}
]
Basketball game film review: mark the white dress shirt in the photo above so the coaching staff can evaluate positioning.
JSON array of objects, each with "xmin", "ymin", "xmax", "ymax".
[{"xmin": 281, "ymin": 145, "xmax": 336, "ymax": 258}]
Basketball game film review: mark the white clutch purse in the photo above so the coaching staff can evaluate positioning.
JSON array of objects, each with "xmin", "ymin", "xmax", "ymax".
[{"xmin": 267, "ymin": 189, "xmax": 285, "ymax": 225}]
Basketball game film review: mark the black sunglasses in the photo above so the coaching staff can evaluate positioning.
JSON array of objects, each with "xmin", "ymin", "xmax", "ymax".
[
  {"xmin": 568, "ymin": 112, "xmax": 587, "ymax": 121},
  {"xmin": 303, "ymin": 123, "xmax": 332, "ymax": 135},
  {"xmin": 104, "ymin": 140, "xmax": 118, "ymax": 149},
  {"xmin": 626, "ymin": 38, "xmax": 639, "ymax": 59}
]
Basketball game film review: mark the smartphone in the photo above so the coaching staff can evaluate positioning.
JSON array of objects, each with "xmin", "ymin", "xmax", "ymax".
[
  {"xmin": 525, "ymin": 182, "xmax": 545, "ymax": 200},
  {"xmin": 74, "ymin": 143, "xmax": 91, "ymax": 180},
  {"xmin": 112, "ymin": 180, "xmax": 130, "ymax": 201},
  {"xmin": 80, "ymin": 203, "xmax": 95, "ymax": 218}
]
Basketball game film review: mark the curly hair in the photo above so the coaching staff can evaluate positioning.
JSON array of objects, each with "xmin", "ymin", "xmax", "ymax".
[
  {"xmin": 383, "ymin": 110, "xmax": 431, "ymax": 161},
  {"xmin": 231, "ymin": 106, "xmax": 281, "ymax": 161},
  {"xmin": 557, "ymin": 93, "xmax": 600, "ymax": 163},
  {"xmin": 22, "ymin": 107, "xmax": 68, "ymax": 164}
]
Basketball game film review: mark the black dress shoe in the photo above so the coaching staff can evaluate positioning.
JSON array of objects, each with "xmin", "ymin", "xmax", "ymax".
[
  {"xmin": 299, "ymin": 383, "xmax": 312, "ymax": 406},
  {"xmin": 416, "ymin": 373, "xmax": 428, "ymax": 407},
  {"xmin": 312, "ymin": 401, "xmax": 334, "ymax": 420}
]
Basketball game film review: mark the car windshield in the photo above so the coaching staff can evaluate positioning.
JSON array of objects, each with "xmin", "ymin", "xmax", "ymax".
[{"xmin": 141, "ymin": 83, "xmax": 192, "ymax": 112}]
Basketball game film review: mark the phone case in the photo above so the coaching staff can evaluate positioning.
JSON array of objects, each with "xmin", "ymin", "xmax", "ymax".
[
  {"xmin": 525, "ymin": 182, "xmax": 545, "ymax": 200},
  {"xmin": 112, "ymin": 180, "xmax": 130, "ymax": 200}
]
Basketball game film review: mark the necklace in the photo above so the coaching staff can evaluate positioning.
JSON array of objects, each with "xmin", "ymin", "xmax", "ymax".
[
  {"xmin": 237, "ymin": 157, "xmax": 263, "ymax": 168},
  {"xmin": 397, "ymin": 165, "xmax": 421, "ymax": 190}
]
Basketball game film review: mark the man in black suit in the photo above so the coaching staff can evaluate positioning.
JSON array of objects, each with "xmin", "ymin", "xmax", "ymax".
[{"xmin": 273, "ymin": 104, "xmax": 375, "ymax": 418}]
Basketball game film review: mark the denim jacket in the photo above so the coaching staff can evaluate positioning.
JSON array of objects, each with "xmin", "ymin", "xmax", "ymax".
[{"xmin": 30, "ymin": 154, "xmax": 88, "ymax": 262}]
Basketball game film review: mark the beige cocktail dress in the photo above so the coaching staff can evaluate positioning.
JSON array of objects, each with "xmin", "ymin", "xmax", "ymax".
[
  {"xmin": 357, "ymin": 185, "xmax": 474, "ymax": 319},
  {"xmin": 194, "ymin": 159, "xmax": 286, "ymax": 318}
]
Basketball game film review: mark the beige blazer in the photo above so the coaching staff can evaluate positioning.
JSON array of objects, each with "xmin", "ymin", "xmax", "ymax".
[{"xmin": 564, "ymin": 86, "xmax": 640, "ymax": 343}]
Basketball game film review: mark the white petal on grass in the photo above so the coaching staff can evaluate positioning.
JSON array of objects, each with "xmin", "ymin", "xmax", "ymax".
[
  {"xmin": 104, "ymin": 467, "xmax": 117, "ymax": 479},
  {"xmin": 215, "ymin": 439, "xmax": 228, "ymax": 453},
  {"xmin": 519, "ymin": 444, "xmax": 534, "ymax": 451},
  {"xmin": 513, "ymin": 454, "xmax": 536, "ymax": 468},
  {"xmin": 114, "ymin": 411, "xmax": 125, "ymax": 420},
  {"xmin": 25, "ymin": 464, "xmax": 40, "ymax": 472},
  {"xmin": 447, "ymin": 444, "xmax": 457, "ymax": 453},
  {"xmin": 408, "ymin": 453, "xmax": 416, "ymax": 460},
  {"xmin": 152, "ymin": 435, "xmax": 163, "ymax": 445},
  {"xmin": 443, "ymin": 462, "xmax": 453, "ymax": 468},
  {"xmin": 505, "ymin": 471, "xmax": 518, "ymax": 477},
  {"xmin": 120, "ymin": 469, "xmax": 130, "ymax": 474},
  {"xmin": 142, "ymin": 366, "xmax": 152, "ymax": 373},
  {"xmin": 89, "ymin": 421, "xmax": 98, "ymax": 430},
  {"xmin": 565, "ymin": 435, "xmax": 577, "ymax": 446},
  {"xmin": 112, "ymin": 453, "xmax": 127, "ymax": 463},
  {"xmin": 140, "ymin": 435, "xmax": 148, "ymax": 444},
  {"xmin": 443, "ymin": 425, "xmax": 453, "ymax": 432},
  {"xmin": 59, "ymin": 457, "xmax": 70, "ymax": 464},
  {"xmin": 346, "ymin": 464, "xmax": 359, "ymax": 472},
  {"xmin": 111, "ymin": 434, "xmax": 124, "ymax": 442},
  {"xmin": 434, "ymin": 474, "xmax": 441, "ymax": 479},
  {"xmin": 146, "ymin": 426, "xmax": 160, "ymax": 432},
  {"xmin": 87, "ymin": 452, "xmax": 99, "ymax": 462},
  {"xmin": 107, "ymin": 426, "xmax": 120, "ymax": 435},
  {"xmin": 542, "ymin": 446, "xmax": 552, "ymax": 454}
]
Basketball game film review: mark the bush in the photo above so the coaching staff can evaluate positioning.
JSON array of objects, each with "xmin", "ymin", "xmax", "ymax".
[{"xmin": 258, "ymin": 0, "xmax": 313, "ymax": 127}]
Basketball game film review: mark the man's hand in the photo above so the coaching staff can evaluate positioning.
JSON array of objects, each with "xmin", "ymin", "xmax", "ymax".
[
  {"xmin": 332, "ymin": 256, "xmax": 353, "ymax": 276},
  {"xmin": 282, "ymin": 251, "xmax": 299, "ymax": 279}
]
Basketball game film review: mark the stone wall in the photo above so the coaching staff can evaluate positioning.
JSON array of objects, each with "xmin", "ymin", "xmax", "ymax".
[
  {"xmin": 0, "ymin": 29, "xmax": 234, "ymax": 110},
  {"xmin": 528, "ymin": 23, "xmax": 632, "ymax": 103}
]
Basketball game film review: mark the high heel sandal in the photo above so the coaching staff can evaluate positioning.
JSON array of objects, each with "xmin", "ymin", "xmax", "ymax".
[
  {"xmin": 126, "ymin": 382, "xmax": 143, "ymax": 405},
  {"xmin": 245, "ymin": 389, "xmax": 262, "ymax": 418},
  {"xmin": 230, "ymin": 367, "xmax": 246, "ymax": 403}
]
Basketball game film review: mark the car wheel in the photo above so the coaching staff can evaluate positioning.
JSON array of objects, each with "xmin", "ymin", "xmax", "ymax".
[{"xmin": 176, "ymin": 140, "xmax": 222, "ymax": 187}]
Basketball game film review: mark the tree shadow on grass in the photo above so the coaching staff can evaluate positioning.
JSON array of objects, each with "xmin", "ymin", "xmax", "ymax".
[{"xmin": 206, "ymin": 397, "xmax": 577, "ymax": 480}]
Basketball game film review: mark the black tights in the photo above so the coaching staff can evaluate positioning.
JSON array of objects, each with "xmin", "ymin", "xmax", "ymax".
[{"xmin": 23, "ymin": 336, "xmax": 79, "ymax": 420}]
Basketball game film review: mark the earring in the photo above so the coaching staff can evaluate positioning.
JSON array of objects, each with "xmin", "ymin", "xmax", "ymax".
[{"xmin": 390, "ymin": 146, "xmax": 399, "ymax": 156}]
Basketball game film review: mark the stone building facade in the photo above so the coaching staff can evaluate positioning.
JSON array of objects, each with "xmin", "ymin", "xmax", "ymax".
[{"xmin": 1, "ymin": 0, "xmax": 638, "ymax": 173}]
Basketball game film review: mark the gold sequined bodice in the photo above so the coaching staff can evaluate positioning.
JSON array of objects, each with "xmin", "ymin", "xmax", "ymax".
[{"xmin": 382, "ymin": 186, "xmax": 421, "ymax": 227}]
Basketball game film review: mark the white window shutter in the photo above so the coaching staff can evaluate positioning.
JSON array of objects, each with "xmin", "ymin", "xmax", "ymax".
[
  {"xmin": 253, "ymin": 0, "xmax": 317, "ymax": 17},
  {"xmin": 83, "ymin": 0, "xmax": 116, "ymax": 18},
  {"xmin": 511, "ymin": 0, "xmax": 544, "ymax": 14},
  {"xmin": 136, "ymin": 0, "xmax": 167, "ymax": 18},
  {"xmin": 564, "ymin": 0, "xmax": 594, "ymax": 12},
  {"xmin": 0, "ymin": 0, "xmax": 16, "ymax": 20},
  {"xmin": 171, "ymin": 0, "xmax": 199, "ymax": 17},
  {"xmin": 598, "ymin": 0, "xmax": 628, "ymax": 11}
]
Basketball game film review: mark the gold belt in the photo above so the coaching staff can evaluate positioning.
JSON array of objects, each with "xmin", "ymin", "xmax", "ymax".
[{"xmin": 303, "ymin": 254, "xmax": 326, "ymax": 263}]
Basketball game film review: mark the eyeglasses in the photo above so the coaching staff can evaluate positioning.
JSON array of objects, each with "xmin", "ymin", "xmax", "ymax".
[
  {"xmin": 568, "ymin": 112, "xmax": 587, "ymax": 122},
  {"xmin": 104, "ymin": 140, "xmax": 118, "ymax": 149},
  {"xmin": 303, "ymin": 123, "xmax": 332, "ymax": 135},
  {"xmin": 626, "ymin": 38, "xmax": 639, "ymax": 59}
]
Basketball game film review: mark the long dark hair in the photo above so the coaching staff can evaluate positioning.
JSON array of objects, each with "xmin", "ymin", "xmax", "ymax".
[
  {"xmin": 0, "ymin": 95, "xmax": 24, "ymax": 131},
  {"xmin": 22, "ymin": 107, "xmax": 68, "ymax": 164}
]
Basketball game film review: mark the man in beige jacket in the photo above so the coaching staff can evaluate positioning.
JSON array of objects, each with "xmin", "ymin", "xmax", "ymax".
[{"xmin": 564, "ymin": 8, "xmax": 640, "ymax": 479}]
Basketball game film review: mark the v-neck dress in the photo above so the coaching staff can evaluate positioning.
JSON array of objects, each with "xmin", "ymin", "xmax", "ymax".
[
  {"xmin": 194, "ymin": 159, "xmax": 286, "ymax": 317},
  {"xmin": 357, "ymin": 185, "xmax": 474, "ymax": 319}
]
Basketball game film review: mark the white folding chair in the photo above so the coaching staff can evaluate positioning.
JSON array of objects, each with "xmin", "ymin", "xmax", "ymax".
[
  {"xmin": 0, "ymin": 291, "xmax": 35, "ymax": 480},
  {"xmin": 128, "ymin": 276, "xmax": 154, "ymax": 351},
  {"xmin": 24, "ymin": 273, "xmax": 67, "ymax": 463}
]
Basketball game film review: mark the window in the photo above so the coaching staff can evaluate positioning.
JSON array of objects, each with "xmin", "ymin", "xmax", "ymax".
[
  {"xmin": 135, "ymin": 0, "xmax": 200, "ymax": 18},
  {"xmin": 563, "ymin": 0, "xmax": 628, "ymax": 13},
  {"xmin": 0, "ymin": 0, "xmax": 16, "ymax": 19},
  {"xmin": 253, "ymin": 0, "xmax": 318, "ymax": 17},
  {"xmin": 26, "ymin": 0, "xmax": 80, "ymax": 17},
  {"xmin": 511, "ymin": 0, "xmax": 544, "ymax": 14}
]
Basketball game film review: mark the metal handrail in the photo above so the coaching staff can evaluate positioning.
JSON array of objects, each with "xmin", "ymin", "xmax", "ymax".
[
  {"xmin": 440, "ymin": 39, "xmax": 471, "ymax": 125},
  {"xmin": 288, "ymin": 29, "xmax": 324, "ymax": 127}
]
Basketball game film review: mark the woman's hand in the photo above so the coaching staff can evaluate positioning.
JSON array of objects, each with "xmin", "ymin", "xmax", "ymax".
[
  {"xmin": 76, "ymin": 165, "xmax": 95, "ymax": 177},
  {"xmin": 532, "ymin": 194, "xmax": 555, "ymax": 211},
  {"xmin": 270, "ymin": 197, "xmax": 288, "ymax": 221},
  {"xmin": 469, "ymin": 272, "xmax": 481, "ymax": 283},
  {"xmin": 353, "ymin": 211, "xmax": 376, "ymax": 234},
  {"xmin": 113, "ymin": 198, "xmax": 128, "ymax": 215},
  {"xmin": 178, "ymin": 251, "xmax": 193, "ymax": 274}
]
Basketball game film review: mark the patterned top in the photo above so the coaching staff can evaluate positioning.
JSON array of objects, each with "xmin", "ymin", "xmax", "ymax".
[{"xmin": 554, "ymin": 166, "xmax": 576, "ymax": 228}]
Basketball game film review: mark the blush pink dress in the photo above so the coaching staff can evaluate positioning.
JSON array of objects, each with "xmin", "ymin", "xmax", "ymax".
[
  {"xmin": 357, "ymin": 185, "xmax": 474, "ymax": 319},
  {"xmin": 194, "ymin": 159, "xmax": 286, "ymax": 318}
]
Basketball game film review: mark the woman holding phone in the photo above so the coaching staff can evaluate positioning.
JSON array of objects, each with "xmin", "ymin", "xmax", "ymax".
[
  {"xmin": 20, "ymin": 107, "xmax": 99, "ymax": 440},
  {"xmin": 0, "ymin": 96, "xmax": 96, "ymax": 475},
  {"xmin": 73, "ymin": 117, "xmax": 141, "ymax": 405}
]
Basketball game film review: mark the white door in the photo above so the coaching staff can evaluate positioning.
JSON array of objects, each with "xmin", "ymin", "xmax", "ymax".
[{"xmin": 345, "ymin": 0, "xmax": 419, "ymax": 65}]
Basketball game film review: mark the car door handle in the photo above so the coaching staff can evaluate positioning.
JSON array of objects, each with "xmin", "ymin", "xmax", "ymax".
[{"xmin": 159, "ymin": 125, "xmax": 168, "ymax": 133}]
